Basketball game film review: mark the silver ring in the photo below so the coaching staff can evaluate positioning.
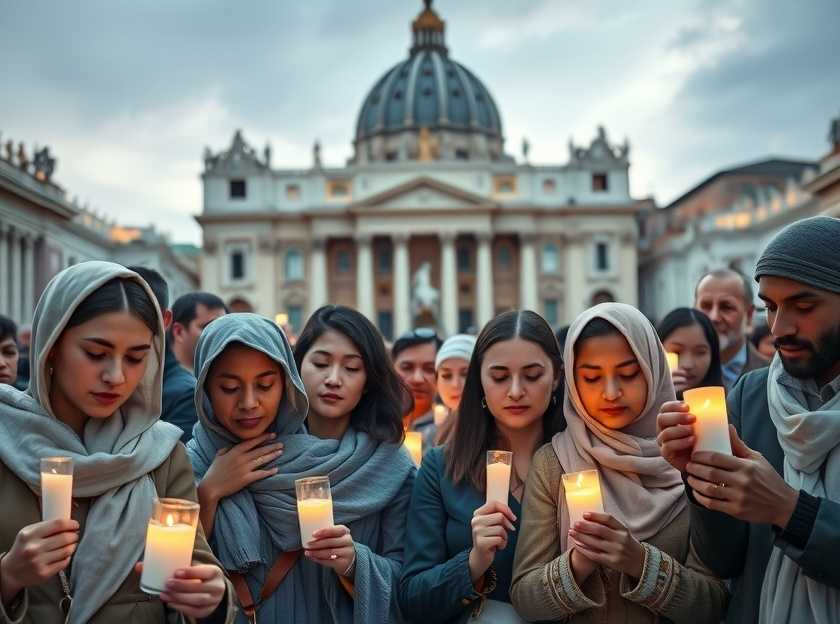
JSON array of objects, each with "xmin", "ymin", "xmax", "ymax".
[{"xmin": 329, "ymin": 553, "xmax": 338, "ymax": 560}]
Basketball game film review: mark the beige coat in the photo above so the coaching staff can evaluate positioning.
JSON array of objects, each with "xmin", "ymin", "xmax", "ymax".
[
  {"xmin": 0, "ymin": 444, "xmax": 236, "ymax": 624},
  {"xmin": 510, "ymin": 444, "xmax": 728, "ymax": 623}
]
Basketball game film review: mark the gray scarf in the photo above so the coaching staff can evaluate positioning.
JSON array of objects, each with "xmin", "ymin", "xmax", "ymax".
[
  {"xmin": 760, "ymin": 356, "xmax": 840, "ymax": 623},
  {"xmin": 186, "ymin": 314, "xmax": 414, "ymax": 620},
  {"xmin": 0, "ymin": 261, "xmax": 182, "ymax": 624}
]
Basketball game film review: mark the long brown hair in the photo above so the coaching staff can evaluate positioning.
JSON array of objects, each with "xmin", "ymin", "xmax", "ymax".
[{"xmin": 445, "ymin": 310, "xmax": 566, "ymax": 491}]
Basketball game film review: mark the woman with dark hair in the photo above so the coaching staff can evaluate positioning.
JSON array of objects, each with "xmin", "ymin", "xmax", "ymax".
[
  {"xmin": 749, "ymin": 318, "xmax": 776, "ymax": 360},
  {"xmin": 657, "ymin": 307, "xmax": 723, "ymax": 398},
  {"xmin": 0, "ymin": 261, "xmax": 233, "ymax": 623},
  {"xmin": 399, "ymin": 310, "xmax": 565, "ymax": 623},
  {"xmin": 510, "ymin": 303, "xmax": 726, "ymax": 623},
  {"xmin": 188, "ymin": 307, "xmax": 415, "ymax": 623}
]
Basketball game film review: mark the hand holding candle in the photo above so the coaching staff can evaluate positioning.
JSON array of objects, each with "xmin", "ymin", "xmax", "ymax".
[
  {"xmin": 486, "ymin": 450, "xmax": 512, "ymax": 505},
  {"xmin": 404, "ymin": 431, "xmax": 422, "ymax": 467},
  {"xmin": 296, "ymin": 476, "xmax": 335, "ymax": 547},
  {"xmin": 683, "ymin": 386, "xmax": 732, "ymax": 455},
  {"xmin": 140, "ymin": 498, "xmax": 200, "ymax": 595},
  {"xmin": 563, "ymin": 470, "xmax": 604, "ymax": 529},
  {"xmin": 40, "ymin": 457, "xmax": 73, "ymax": 521}
]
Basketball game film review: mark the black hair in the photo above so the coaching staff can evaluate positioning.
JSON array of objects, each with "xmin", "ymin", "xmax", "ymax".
[
  {"xmin": 294, "ymin": 305, "xmax": 411, "ymax": 445},
  {"xmin": 126, "ymin": 266, "xmax": 169, "ymax": 312},
  {"xmin": 750, "ymin": 320, "xmax": 772, "ymax": 349},
  {"xmin": 446, "ymin": 310, "xmax": 566, "ymax": 491},
  {"xmin": 391, "ymin": 329, "xmax": 443, "ymax": 361},
  {"xmin": 696, "ymin": 268, "xmax": 754, "ymax": 306},
  {"xmin": 67, "ymin": 278, "xmax": 159, "ymax": 334},
  {"xmin": 556, "ymin": 325, "xmax": 571, "ymax": 354},
  {"xmin": 573, "ymin": 317, "xmax": 623, "ymax": 357},
  {"xmin": 169, "ymin": 292, "xmax": 228, "ymax": 341},
  {"xmin": 657, "ymin": 307, "xmax": 724, "ymax": 393},
  {"xmin": 0, "ymin": 316, "xmax": 18, "ymax": 343}
]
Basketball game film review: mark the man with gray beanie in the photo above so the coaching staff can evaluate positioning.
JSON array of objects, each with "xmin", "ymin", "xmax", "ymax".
[{"xmin": 656, "ymin": 216, "xmax": 840, "ymax": 623}]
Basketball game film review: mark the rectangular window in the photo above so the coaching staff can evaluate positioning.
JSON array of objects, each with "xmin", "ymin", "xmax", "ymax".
[
  {"xmin": 337, "ymin": 249, "xmax": 352, "ymax": 273},
  {"xmin": 285, "ymin": 184, "xmax": 301, "ymax": 200},
  {"xmin": 458, "ymin": 308, "xmax": 474, "ymax": 334},
  {"xmin": 592, "ymin": 173, "xmax": 608, "ymax": 192},
  {"xmin": 457, "ymin": 245, "xmax": 472, "ymax": 273},
  {"xmin": 493, "ymin": 175, "xmax": 517, "ymax": 194},
  {"xmin": 231, "ymin": 250, "xmax": 245, "ymax": 280},
  {"xmin": 327, "ymin": 180, "xmax": 351, "ymax": 199},
  {"xmin": 377, "ymin": 311, "xmax": 394, "ymax": 341},
  {"xmin": 544, "ymin": 299, "xmax": 559, "ymax": 326},
  {"xmin": 288, "ymin": 305, "xmax": 303, "ymax": 332},
  {"xmin": 455, "ymin": 148, "xmax": 470, "ymax": 161},
  {"xmin": 595, "ymin": 241, "xmax": 610, "ymax": 271},
  {"xmin": 376, "ymin": 244, "xmax": 392, "ymax": 274},
  {"xmin": 542, "ymin": 178, "xmax": 557, "ymax": 194},
  {"xmin": 229, "ymin": 179, "xmax": 247, "ymax": 199}
]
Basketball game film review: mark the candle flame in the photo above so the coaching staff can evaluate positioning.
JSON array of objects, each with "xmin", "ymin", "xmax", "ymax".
[
  {"xmin": 165, "ymin": 513, "xmax": 175, "ymax": 527},
  {"xmin": 576, "ymin": 472, "xmax": 584, "ymax": 488}
]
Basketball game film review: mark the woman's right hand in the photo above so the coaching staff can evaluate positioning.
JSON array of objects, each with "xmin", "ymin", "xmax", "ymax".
[
  {"xmin": 1, "ymin": 519, "xmax": 79, "ymax": 605},
  {"xmin": 468, "ymin": 501, "xmax": 517, "ymax": 584},
  {"xmin": 569, "ymin": 546, "xmax": 598, "ymax": 586},
  {"xmin": 656, "ymin": 400, "xmax": 695, "ymax": 473},
  {"xmin": 199, "ymin": 432, "xmax": 283, "ymax": 501}
]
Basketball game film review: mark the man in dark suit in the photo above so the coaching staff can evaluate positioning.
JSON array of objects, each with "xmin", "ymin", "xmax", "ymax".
[
  {"xmin": 695, "ymin": 268, "xmax": 769, "ymax": 389},
  {"xmin": 657, "ymin": 216, "xmax": 840, "ymax": 622}
]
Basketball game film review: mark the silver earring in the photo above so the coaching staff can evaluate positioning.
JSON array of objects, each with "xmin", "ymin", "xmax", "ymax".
[{"xmin": 481, "ymin": 396, "xmax": 487, "ymax": 409}]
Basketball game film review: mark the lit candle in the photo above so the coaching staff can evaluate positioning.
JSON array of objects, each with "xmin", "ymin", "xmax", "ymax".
[
  {"xmin": 140, "ymin": 498, "xmax": 199, "ymax": 595},
  {"xmin": 433, "ymin": 404, "xmax": 449, "ymax": 427},
  {"xmin": 295, "ymin": 476, "xmax": 335, "ymax": 547},
  {"xmin": 40, "ymin": 457, "xmax": 73, "ymax": 521},
  {"xmin": 683, "ymin": 386, "xmax": 732, "ymax": 455},
  {"xmin": 404, "ymin": 431, "xmax": 423, "ymax": 467},
  {"xmin": 486, "ymin": 450, "xmax": 512, "ymax": 505},
  {"xmin": 666, "ymin": 352, "xmax": 679, "ymax": 373},
  {"xmin": 562, "ymin": 469, "xmax": 604, "ymax": 527}
]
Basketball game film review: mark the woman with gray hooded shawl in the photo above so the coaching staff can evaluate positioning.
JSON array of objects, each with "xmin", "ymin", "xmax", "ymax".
[
  {"xmin": 186, "ymin": 310, "xmax": 416, "ymax": 623},
  {"xmin": 0, "ymin": 261, "xmax": 233, "ymax": 624}
]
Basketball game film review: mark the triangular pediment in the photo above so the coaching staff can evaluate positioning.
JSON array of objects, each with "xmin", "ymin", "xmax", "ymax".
[{"xmin": 352, "ymin": 176, "xmax": 494, "ymax": 211}]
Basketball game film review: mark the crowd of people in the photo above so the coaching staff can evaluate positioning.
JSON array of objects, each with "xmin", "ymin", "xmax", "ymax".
[{"xmin": 0, "ymin": 214, "xmax": 837, "ymax": 623}]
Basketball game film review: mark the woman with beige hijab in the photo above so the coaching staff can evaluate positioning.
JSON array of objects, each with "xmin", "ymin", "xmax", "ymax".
[{"xmin": 510, "ymin": 303, "xmax": 727, "ymax": 623}]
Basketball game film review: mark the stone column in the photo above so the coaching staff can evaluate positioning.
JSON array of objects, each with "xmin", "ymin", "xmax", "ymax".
[
  {"xmin": 308, "ymin": 237, "xmax": 328, "ymax": 314},
  {"xmin": 620, "ymin": 231, "xmax": 638, "ymax": 307},
  {"xmin": 22, "ymin": 235, "xmax": 35, "ymax": 322},
  {"xmin": 0, "ymin": 225, "xmax": 8, "ymax": 317},
  {"xmin": 10, "ymin": 230, "xmax": 22, "ymax": 323},
  {"xmin": 439, "ymin": 233, "xmax": 458, "ymax": 336},
  {"xmin": 393, "ymin": 234, "xmax": 411, "ymax": 336},
  {"xmin": 476, "ymin": 232, "xmax": 494, "ymax": 327},
  {"xmin": 519, "ymin": 233, "xmax": 538, "ymax": 311},
  {"xmin": 355, "ymin": 234, "xmax": 375, "ymax": 322}
]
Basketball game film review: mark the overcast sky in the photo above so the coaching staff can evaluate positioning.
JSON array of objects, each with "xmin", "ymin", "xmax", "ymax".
[{"xmin": 2, "ymin": 0, "xmax": 838, "ymax": 244}]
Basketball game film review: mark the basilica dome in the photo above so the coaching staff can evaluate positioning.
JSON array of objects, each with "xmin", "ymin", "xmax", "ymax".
[{"xmin": 352, "ymin": 1, "xmax": 508, "ymax": 164}]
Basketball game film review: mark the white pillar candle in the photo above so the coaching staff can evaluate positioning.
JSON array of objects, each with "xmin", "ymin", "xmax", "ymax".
[
  {"xmin": 296, "ymin": 476, "xmax": 335, "ymax": 547},
  {"xmin": 562, "ymin": 469, "xmax": 604, "ymax": 527},
  {"xmin": 140, "ymin": 499, "xmax": 199, "ymax": 595},
  {"xmin": 40, "ymin": 457, "xmax": 73, "ymax": 521},
  {"xmin": 684, "ymin": 386, "xmax": 732, "ymax": 455},
  {"xmin": 404, "ymin": 431, "xmax": 423, "ymax": 467},
  {"xmin": 486, "ymin": 450, "xmax": 512, "ymax": 505},
  {"xmin": 666, "ymin": 352, "xmax": 679, "ymax": 373}
]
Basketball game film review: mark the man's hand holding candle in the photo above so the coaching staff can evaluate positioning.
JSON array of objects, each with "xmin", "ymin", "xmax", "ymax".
[
  {"xmin": 686, "ymin": 425, "xmax": 798, "ymax": 528},
  {"xmin": 135, "ymin": 562, "xmax": 226, "ymax": 618},
  {"xmin": 568, "ymin": 512, "xmax": 645, "ymax": 581},
  {"xmin": 304, "ymin": 525, "xmax": 357, "ymax": 578},
  {"xmin": 468, "ymin": 501, "xmax": 517, "ymax": 584}
]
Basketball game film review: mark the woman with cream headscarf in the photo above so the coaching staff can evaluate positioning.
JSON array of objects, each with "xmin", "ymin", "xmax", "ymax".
[
  {"xmin": 0, "ymin": 261, "xmax": 233, "ymax": 624},
  {"xmin": 511, "ymin": 303, "xmax": 727, "ymax": 623},
  {"xmin": 186, "ymin": 313, "xmax": 415, "ymax": 623}
]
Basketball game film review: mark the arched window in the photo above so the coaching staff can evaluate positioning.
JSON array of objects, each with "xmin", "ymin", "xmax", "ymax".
[
  {"xmin": 542, "ymin": 243, "xmax": 559, "ymax": 274},
  {"xmin": 284, "ymin": 249, "xmax": 304, "ymax": 281}
]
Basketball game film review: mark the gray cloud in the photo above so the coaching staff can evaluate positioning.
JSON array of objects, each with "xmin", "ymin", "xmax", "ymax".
[{"xmin": 1, "ymin": 0, "xmax": 837, "ymax": 242}]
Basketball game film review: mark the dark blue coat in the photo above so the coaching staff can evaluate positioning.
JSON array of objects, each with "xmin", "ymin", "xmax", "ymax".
[{"xmin": 161, "ymin": 346, "xmax": 198, "ymax": 443}]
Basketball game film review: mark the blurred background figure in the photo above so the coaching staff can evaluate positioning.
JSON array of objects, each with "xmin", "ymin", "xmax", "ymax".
[
  {"xmin": 657, "ymin": 307, "xmax": 723, "ymax": 399},
  {"xmin": 13, "ymin": 323, "xmax": 30, "ymax": 389},
  {"xmin": 434, "ymin": 333, "xmax": 476, "ymax": 444},
  {"xmin": 170, "ymin": 292, "xmax": 228, "ymax": 373},
  {"xmin": 392, "ymin": 328, "xmax": 442, "ymax": 452},
  {"xmin": 694, "ymin": 268, "xmax": 768, "ymax": 389},
  {"xmin": 750, "ymin": 318, "xmax": 776, "ymax": 360},
  {"xmin": 0, "ymin": 316, "xmax": 20, "ymax": 389}
]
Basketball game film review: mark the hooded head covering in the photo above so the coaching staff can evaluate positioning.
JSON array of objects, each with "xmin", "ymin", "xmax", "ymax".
[
  {"xmin": 0, "ymin": 261, "xmax": 183, "ymax": 623},
  {"xmin": 552, "ymin": 302, "xmax": 685, "ymax": 550},
  {"xmin": 186, "ymin": 313, "xmax": 414, "ymax": 564}
]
